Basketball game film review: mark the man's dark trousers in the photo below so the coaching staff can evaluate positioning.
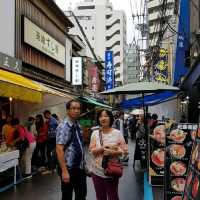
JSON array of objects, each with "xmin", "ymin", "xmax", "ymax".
[{"xmin": 61, "ymin": 168, "xmax": 87, "ymax": 200}]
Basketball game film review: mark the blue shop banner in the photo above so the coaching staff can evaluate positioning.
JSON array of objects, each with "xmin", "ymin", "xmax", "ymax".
[
  {"xmin": 173, "ymin": 0, "xmax": 190, "ymax": 86},
  {"xmin": 105, "ymin": 51, "xmax": 114, "ymax": 90}
]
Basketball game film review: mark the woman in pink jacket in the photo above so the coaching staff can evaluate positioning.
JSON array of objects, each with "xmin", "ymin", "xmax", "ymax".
[{"xmin": 11, "ymin": 118, "xmax": 36, "ymax": 179}]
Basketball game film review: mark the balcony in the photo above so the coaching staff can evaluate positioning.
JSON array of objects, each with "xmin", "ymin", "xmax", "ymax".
[{"xmin": 148, "ymin": 0, "xmax": 174, "ymax": 9}]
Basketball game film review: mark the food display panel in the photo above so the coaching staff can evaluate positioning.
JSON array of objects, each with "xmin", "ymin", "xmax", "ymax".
[
  {"xmin": 149, "ymin": 124, "xmax": 166, "ymax": 185},
  {"xmin": 183, "ymin": 128, "xmax": 200, "ymax": 200},
  {"xmin": 164, "ymin": 124, "xmax": 198, "ymax": 200}
]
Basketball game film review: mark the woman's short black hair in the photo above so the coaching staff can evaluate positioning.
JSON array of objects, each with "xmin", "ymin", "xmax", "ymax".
[
  {"xmin": 66, "ymin": 99, "xmax": 81, "ymax": 110},
  {"xmin": 96, "ymin": 109, "xmax": 114, "ymax": 127}
]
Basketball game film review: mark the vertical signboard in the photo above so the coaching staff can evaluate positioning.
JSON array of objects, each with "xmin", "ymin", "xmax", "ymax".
[
  {"xmin": 105, "ymin": 51, "xmax": 114, "ymax": 90},
  {"xmin": 72, "ymin": 57, "xmax": 82, "ymax": 85},
  {"xmin": 155, "ymin": 48, "xmax": 168, "ymax": 83},
  {"xmin": 183, "ymin": 127, "xmax": 200, "ymax": 200},
  {"xmin": 164, "ymin": 123, "xmax": 197, "ymax": 200}
]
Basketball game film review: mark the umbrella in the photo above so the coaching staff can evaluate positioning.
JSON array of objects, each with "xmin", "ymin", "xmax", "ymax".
[
  {"xmin": 101, "ymin": 81, "xmax": 179, "ymax": 95},
  {"xmin": 100, "ymin": 81, "xmax": 180, "ymax": 169}
]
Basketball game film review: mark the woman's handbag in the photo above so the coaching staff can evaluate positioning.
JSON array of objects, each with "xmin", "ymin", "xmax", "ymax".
[
  {"xmin": 104, "ymin": 159, "xmax": 123, "ymax": 177},
  {"xmin": 99, "ymin": 130, "xmax": 123, "ymax": 178}
]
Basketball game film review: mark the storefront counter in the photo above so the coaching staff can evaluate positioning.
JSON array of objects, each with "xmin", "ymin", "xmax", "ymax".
[{"xmin": 0, "ymin": 150, "xmax": 20, "ymax": 192}]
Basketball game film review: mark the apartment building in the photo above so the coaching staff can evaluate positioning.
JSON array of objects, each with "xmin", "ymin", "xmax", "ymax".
[{"xmin": 68, "ymin": 0, "xmax": 127, "ymax": 85}]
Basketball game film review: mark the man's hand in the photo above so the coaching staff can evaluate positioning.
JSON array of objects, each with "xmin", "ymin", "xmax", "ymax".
[{"xmin": 62, "ymin": 171, "xmax": 70, "ymax": 183}]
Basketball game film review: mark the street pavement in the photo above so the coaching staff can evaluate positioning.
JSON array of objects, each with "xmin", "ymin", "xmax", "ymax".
[{"xmin": 0, "ymin": 140, "xmax": 144, "ymax": 200}]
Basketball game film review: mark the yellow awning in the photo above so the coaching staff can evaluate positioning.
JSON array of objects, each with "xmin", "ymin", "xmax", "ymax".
[
  {"xmin": 0, "ymin": 69, "xmax": 42, "ymax": 103},
  {"xmin": 37, "ymin": 83, "xmax": 74, "ymax": 99}
]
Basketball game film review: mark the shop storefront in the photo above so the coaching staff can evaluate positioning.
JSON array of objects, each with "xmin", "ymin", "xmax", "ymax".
[{"xmin": 182, "ymin": 62, "xmax": 200, "ymax": 123}]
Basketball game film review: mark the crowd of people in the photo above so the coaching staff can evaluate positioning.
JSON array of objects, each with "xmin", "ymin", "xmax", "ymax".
[
  {"xmin": 0, "ymin": 110, "xmax": 59, "ymax": 179},
  {"xmin": 0, "ymin": 101, "xmax": 160, "ymax": 200}
]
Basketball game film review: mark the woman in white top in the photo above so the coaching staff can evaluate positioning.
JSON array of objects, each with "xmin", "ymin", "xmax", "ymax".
[{"xmin": 89, "ymin": 109, "xmax": 128, "ymax": 200}]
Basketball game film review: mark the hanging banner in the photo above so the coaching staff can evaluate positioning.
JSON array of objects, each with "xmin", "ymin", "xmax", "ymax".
[
  {"xmin": 149, "ymin": 124, "xmax": 166, "ymax": 186},
  {"xmin": 154, "ymin": 48, "xmax": 168, "ymax": 83},
  {"xmin": 183, "ymin": 128, "xmax": 200, "ymax": 200},
  {"xmin": 105, "ymin": 51, "xmax": 114, "ymax": 90},
  {"xmin": 164, "ymin": 123, "xmax": 198, "ymax": 200},
  {"xmin": 173, "ymin": 0, "xmax": 190, "ymax": 85},
  {"xmin": 72, "ymin": 57, "xmax": 82, "ymax": 85}
]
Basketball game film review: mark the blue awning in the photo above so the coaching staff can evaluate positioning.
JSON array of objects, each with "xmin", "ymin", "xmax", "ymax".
[{"xmin": 120, "ymin": 91, "xmax": 177, "ymax": 109}]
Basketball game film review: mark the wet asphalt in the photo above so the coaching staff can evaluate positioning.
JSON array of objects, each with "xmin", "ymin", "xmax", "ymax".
[{"xmin": 0, "ymin": 140, "xmax": 144, "ymax": 200}]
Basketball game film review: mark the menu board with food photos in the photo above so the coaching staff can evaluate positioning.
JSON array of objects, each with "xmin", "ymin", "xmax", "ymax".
[
  {"xmin": 183, "ymin": 127, "xmax": 200, "ymax": 200},
  {"xmin": 164, "ymin": 123, "xmax": 198, "ymax": 200},
  {"xmin": 149, "ymin": 124, "xmax": 166, "ymax": 186}
]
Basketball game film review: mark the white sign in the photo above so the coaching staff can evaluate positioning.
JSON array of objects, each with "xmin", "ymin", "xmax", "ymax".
[
  {"xmin": 72, "ymin": 57, "xmax": 82, "ymax": 85},
  {"xmin": 23, "ymin": 17, "xmax": 66, "ymax": 65}
]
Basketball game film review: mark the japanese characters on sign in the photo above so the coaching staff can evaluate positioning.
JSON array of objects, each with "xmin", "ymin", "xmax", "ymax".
[
  {"xmin": 155, "ymin": 48, "xmax": 168, "ymax": 83},
  {"xmin": 0, "ymin": 52, "xmax": 22, "ymax": 73},
  {"xmin": 105, "ymin": 51, "xmax": 114, "ymax": 90},
  {"xmin": 72, "ymin": 57, "xmax": 82, "ymax": 85},
  {"xmin": 23, "ymin": 17, "xmax": 65, "ymax": 65}
]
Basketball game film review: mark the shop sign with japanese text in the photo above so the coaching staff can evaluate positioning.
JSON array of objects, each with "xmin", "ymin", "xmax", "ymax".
[
  {"xmin": 155, "ymin": 48, "xmax": 168, "ymax": 83},
  {"xmin": 105, "ymin": 51, "xmax": 114, "ymax": 90},
  {"xmin": 23, "ymin": 17, "xmax": 65, "ymax": 65},
  {"xmin": 72, "ymin": 57, "xmax": 82, "ymax": 85},
  {"xmin": 0, "ymin": 52, "xmax": 22, "ymax": 73}
]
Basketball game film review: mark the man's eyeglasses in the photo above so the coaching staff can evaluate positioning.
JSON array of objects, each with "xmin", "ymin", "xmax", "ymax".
[{"xmin": 69, "ymin": 107, "xmax": 81, "ymax": 111}]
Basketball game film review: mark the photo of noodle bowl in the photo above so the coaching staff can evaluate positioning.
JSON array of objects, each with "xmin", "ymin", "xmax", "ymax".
[
  {"xmin": 168, "ymin": 129, "xmax": 187, "ymax": 142},
  {"xmin": 151, "ymin": 148, "xmax": 164, "ymax": 167},
  {"xmin": 170, "ymin": 161, "xmax": 186, "ymax": 176},
  {"xmin": 171, "ymin": 178, "xmax": 186, "ymax": 192},
  {"xmin": 150, "ymin": 125, "xmax": 166, "ymax": 144},
  {"xmin": 171, "ymin": 196, "xmax": 182, "ymax": 200},
  {"xmin": 169, "ymin": 144, "xmax": 186, "ymax": 159}
]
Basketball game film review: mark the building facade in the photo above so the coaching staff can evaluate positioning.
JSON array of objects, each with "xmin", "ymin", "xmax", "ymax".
[
  {"xmin": 126, "ymin": 44, "xmax": 140, "ymax": 84},
  {"xmin": 69, "ymin": 0, "xmax": 127, "ymax": 85},
  {"xmin": 146, "ymin": 0, "xmax": 177, "ymax": 84},
  {"xmin": 0, "ymin": 0, "xmax": 81, "ymax": 121}
]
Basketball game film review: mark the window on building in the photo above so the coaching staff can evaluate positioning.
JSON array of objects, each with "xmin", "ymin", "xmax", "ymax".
[
  {"xmin": 92, "ymin": 36, "xmax": 94, "ymax": 40},
  {"xmin": 92, "ymin": 26, "xmax": 94, "ymax": 29},
  {"xmin": 78, "ymin": 6, "xmax": 95, "ymax": 10},
  {"xmin": 85, "ymin": 27, "xmax": 87, "ymax": 30},
  {"xmin": 76, "ymin": 16, "xmax": 92, "ymax": 20}
]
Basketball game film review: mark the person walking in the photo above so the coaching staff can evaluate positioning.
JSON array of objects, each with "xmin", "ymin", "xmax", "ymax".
[
  {"xmin": 43, "ymin": 110, "xmax": 58, "ymax": 174},
  {"xmin": 56, "ymin": 99, "xmax": 87, "ymax": 200},
  {"xmin": 89, "ymin": 109, "xmax": 128, "ymax": 200},
  {"xmin": 34, "ymin": 114, "xmax": 48, "ymax": 168}
]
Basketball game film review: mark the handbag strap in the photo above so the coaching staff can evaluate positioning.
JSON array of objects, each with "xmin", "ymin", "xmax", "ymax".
[{"xmin": 99, "ymin": 129, "xmax": 103, "ymax": 146}]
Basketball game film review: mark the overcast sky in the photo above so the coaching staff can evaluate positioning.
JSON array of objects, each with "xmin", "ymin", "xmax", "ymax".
[{"xmin": 55, "ymin": 0, "xmax": 143, "ymax": 43}]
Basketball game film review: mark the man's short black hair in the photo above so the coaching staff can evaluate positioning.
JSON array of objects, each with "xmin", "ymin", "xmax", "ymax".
[
  {"xmin": 96, "ymin": 109, "xmax": 114, "ymax": 127},
  {"xmin": 43, "ymin": 110, "xmax": 51, "ymax": 115},
  {"xmin": 66, "ymin": 99, "xmax": 81, "ymax": 110}
]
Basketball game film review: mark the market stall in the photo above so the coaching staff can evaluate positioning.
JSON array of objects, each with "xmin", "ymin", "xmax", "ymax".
[{"xmin": 0, "ymin": 145, "xmax": 21, "ymax": 192}]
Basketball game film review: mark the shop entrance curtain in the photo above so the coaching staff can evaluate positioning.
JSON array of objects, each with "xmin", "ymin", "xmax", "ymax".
[{"xmin": 0, "ymin": 69, "xmax": 42, "ymax": 103}]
